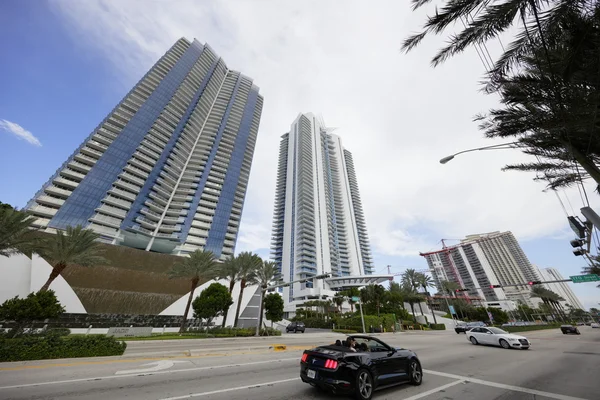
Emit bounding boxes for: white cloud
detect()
[0,119,41,147]
[49,0,600,262]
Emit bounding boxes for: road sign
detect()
[352,296,360,302]
[448,305,456,315]
[570,274,600,283]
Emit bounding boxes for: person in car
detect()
[347,336,357,352]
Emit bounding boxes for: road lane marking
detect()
[402,380,465,400]
[158,378,300,399]
[0,358,299,390]
[0,347,308,371]
[115,360,189,375]
[424,369,590,400]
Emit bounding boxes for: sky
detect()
[0,1,598,309]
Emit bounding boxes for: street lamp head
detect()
[439,155,455,164]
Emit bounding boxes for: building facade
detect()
[421,231,536,307]
[271,113,375,311]
[25,38,263,259]
[535,266,585,310]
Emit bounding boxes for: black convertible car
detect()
[300,335,422,400]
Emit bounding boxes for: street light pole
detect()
[439,142,519,164]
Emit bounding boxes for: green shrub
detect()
[0,335,126,361]
[429,324,446,330]
[332,329,358,334]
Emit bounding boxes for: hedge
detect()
[429,324,446,330]
[0,335,127,361]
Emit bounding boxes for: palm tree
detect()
[0,207,38,257]
[402,269,424,315]
[168,249,219,333]
[333,292,345,312]
[250,260,278,334]
[217,256,240,327]
[232,252,262,327]
[417,273,438,324]
[38,225,108,292]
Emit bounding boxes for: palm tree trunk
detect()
[257,287,266,333]
[222,280,236,327]
[417,301,424,316]
[39,263,66,292]
[409,303,416,322]
[180,278,199,333]
[234,280,246,327]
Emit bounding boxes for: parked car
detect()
[591,322,600,328]
[455,321,486,334]
[300,335,422,400]
[286,321,305,333]
[466,326,530,349]
[560,325,580,334]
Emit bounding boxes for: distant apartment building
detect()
[534,266,585,310]
[24,37,263,259]
[421,231,536,307]
[271,113,380,312]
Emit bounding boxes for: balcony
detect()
[114,179,141,194]
[68,160,92,173]
[36,195,65,207]
[157,223,181,233]
[129,157,153,173]
[73,153,98,166]
[108,187,136,202]
[60,168,86,181]
[92,133,113,146]
[53,177,79,189]
[145,200,165,213]
[43,185,71,198]
[28,205,58,217]
[80,146,103,159]
[133,151,156,166]
[87,140,108,152]
[119,171,145,187]
[136,216,157,230]
[124,164,149,180]
[103,196,132,209]
[89,214,122,229]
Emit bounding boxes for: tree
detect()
[217,256,240,327]
[232,252,262,327]
[0,201,14,211]
[168,249,218,333]
[360,284,386,316]
[0,207,38,257]
[0,290,65,337]
[250,260,278,333]
[37,225,108,292]
[192,282,232,331]
[402,269,424,315]
[417,273,438,324]
[341,287,360,312]
[402,1,600,190]
[264,293,284,327]
[332,292,345,312]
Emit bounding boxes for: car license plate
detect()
[307,369,316,379]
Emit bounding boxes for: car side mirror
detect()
[388,347,396,354]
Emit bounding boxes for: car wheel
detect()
[409,359,423,386]
[455,330,460,334]
[354,368,374,400]
[469,336,478,345]
[499,339,510,349]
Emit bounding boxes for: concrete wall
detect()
[0,253,86,313]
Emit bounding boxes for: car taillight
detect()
[324,359,338,369]
[301,353,308,363]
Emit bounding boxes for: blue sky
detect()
[0,1,598,309]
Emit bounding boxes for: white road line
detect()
[424,369,590,400]
[0,358,299,390]
[159,378,300,399]
[402,380,465,400]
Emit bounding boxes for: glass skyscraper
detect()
[271,113,374,307]
[25,38,263,258]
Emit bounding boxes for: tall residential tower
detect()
[421,231,537,307]
[271,113,376,311]
[25,38,263,258]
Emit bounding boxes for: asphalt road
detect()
[1,327,599,400]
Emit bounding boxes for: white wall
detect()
[0,253,86,313]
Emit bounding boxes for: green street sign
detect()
[570,274,600,283]
[352,296,360,302]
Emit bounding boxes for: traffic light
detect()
[455,288,469,292]
[528,281,541,285]
[490,284,502,288]
[570,238,587,256]
[314,274,331,280]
